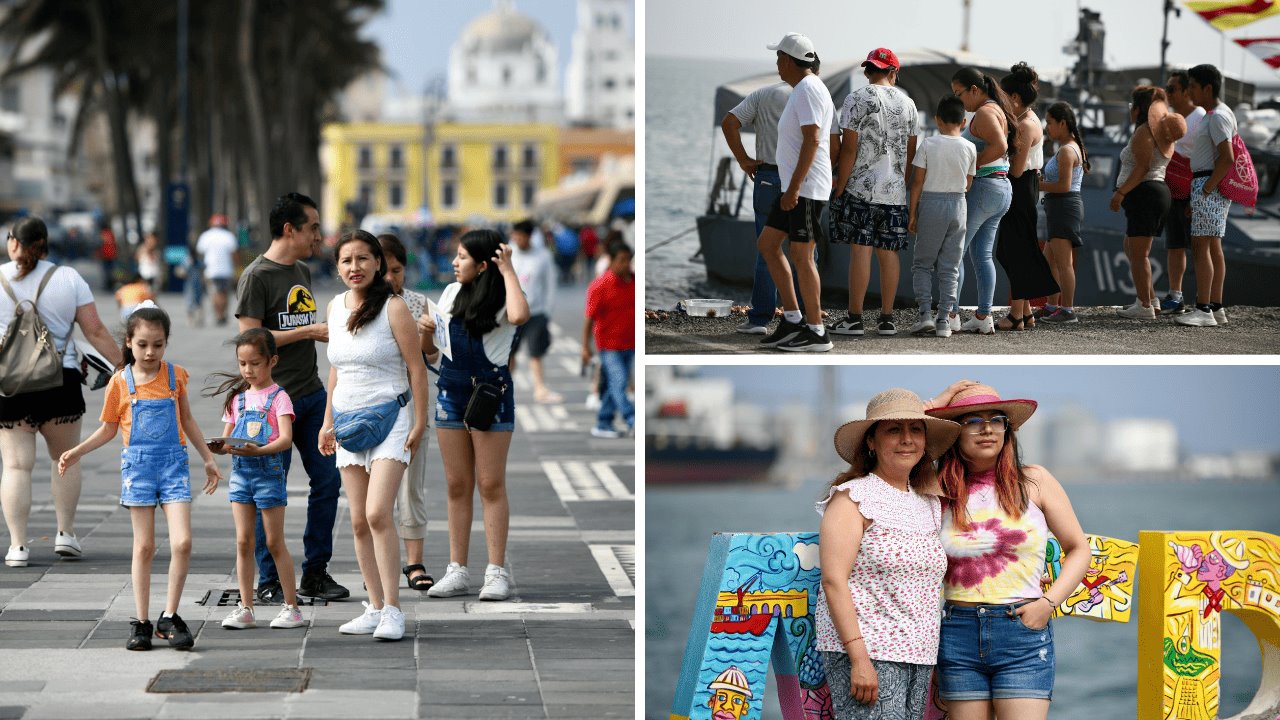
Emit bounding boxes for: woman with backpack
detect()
[1,217,123,568]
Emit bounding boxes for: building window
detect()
[522,181,536,208]
[359,183,372,208]
[389,182,403,208]
[493,144,508,170]
[442,181,456,209]
[502,66,511,86]
[537,60,546,83]
[389,144,403,169]
[358,145,372,169]
[1,83,19,112]
[441,143,456,169]
[522,143,537,169]
[604,77,617,90]
[494,181,508,209]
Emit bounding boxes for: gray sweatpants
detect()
[911,192,966,316]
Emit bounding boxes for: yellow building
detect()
[321,121,560,229]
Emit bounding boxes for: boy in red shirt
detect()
[582,241,634,438]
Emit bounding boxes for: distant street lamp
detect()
[420,75,446,219]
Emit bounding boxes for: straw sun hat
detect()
[833,388,961,464]
[924,383,1038,430]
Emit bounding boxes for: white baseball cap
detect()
[767,33,816,62]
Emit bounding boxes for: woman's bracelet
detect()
[1041,595,1057,607]
[841,636,863,648]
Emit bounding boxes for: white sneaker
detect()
[372,604,405,641]
[960,314,995,335]
[591,426,621,439]
[4,545,28,567]
[1175,308,1218,327]
[1213,307,1227,325]
[479,565,512,601]
[426,563,470,598]
[54,531,81,558]
[947,313,962,332]
[584,393,601,410]
[934,315,952,338]
[270,604,305,629]
[1117,302,1156,320]
[734,320,768,335]
[907,313,935,335]
[338,601,383,634]
[221,603,257,629]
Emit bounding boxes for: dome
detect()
[460,2,549,54]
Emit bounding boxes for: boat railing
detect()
[704,156,748,218]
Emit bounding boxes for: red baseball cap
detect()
[862,47,900,70]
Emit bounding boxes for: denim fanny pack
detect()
[333,390,410,452]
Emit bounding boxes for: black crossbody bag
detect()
[462,324,521,432]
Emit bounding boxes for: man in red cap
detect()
[829,47,919,338]
[196,212,239,326]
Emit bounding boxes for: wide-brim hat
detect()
[834,388,961,463]
[925,383,1037,430]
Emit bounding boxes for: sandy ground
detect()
[644,305,1280,355]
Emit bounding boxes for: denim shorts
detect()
[228,455,287,509]
[937,602,1055,701]
[435,379,515,432]
[120,446,192,507]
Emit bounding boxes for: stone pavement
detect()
[0,272,635,719]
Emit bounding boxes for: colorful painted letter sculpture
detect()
[673,530,1280,720]
[1137,530,1280,720]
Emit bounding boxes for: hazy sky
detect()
[363,1,632,98]
[680,365,1280,454]
[645,0,1280,88]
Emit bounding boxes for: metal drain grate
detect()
[198,589,328,607]
[147,668,312,694]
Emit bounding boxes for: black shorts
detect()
[1122,180,1172,237]
[1164,197,1192,250]
[512,313,552,358]
[0,368,86,428]
[829,194,909,251]
[764,196,826,244]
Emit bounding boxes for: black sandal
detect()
[403,564,435,591]
[996,314,1025,331]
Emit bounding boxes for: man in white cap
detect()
[756,32,835,353]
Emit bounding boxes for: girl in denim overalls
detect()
[58,305,221,651]
[207,328,305,631]
[422,229,529,603]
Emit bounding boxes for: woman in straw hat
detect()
[925,383,1089,719]
[814,386,965,719]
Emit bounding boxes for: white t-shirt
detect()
[839,84,920,205]
[0,261,94,369]
[196,226,238,279]
[510,242,554,316]
[912,135,977,194]
[729,82,791,165]
[1187,102,1237,172]
[1173,105,1207,158]
[776,74,834,201]
[436,282,518,367]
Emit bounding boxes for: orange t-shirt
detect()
[100,363,190,446]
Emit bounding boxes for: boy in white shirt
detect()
[907,96,977,337]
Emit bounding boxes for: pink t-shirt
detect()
[221,384,294,444]
[813,474,947,665]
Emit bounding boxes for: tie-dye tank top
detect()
[940,469,1048,603]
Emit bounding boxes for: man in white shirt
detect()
[1161,70,1207,314]
[195,213,239,326]
[756,32,834,353]
[509,219,560,403]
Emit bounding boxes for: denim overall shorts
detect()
[119,362,191,507]
[434,316,514,432]
[227,387,287,509]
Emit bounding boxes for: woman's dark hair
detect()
[1000,62,1040,106]
[935,96,967,125]
[826,420,936,494]
[1188,64,1222,99]
[937,421,1031,532]
[205,327,279,416]
[1046,101,1090,174]
[9,217,49,279]
[952,67,1019,151]
[122,306,171,367]
[450,228,507,337]
[377,232,408,266]
[1130,85,1168,129]
[334,229,393,333]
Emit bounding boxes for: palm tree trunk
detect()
[237,0,271,235]
[87,1,144,245]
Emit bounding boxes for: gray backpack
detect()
[0,266,72,397]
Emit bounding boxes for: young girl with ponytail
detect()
[950,68,1018,334]
[1038,102,1090,324]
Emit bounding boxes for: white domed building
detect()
[446,1,562,124]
